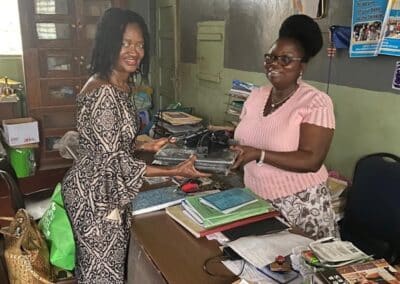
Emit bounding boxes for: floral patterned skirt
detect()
[272,182,338,239]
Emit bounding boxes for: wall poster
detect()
[350,0,388,57]
[379,1,400,56]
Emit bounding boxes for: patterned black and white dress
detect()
[62,84,146,284]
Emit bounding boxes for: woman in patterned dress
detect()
[62,8,209,284]
[231,15,337,239]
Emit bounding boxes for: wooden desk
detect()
[128,211,237,284]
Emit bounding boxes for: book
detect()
[257,264,299,284]
[336,258,400,284]
[131,186,185,216]
[315,268,346,284]
[199,188,258,214]
[222,217,288,241]
[166,204,280,238]
[159,111,202,126]
[184,188,273,228]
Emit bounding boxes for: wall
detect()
[176,0,400,178]
[0,55,25,118]
[0,55,24,84]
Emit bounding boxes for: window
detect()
[0,1,23,55]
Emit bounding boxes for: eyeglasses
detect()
[264,53,303,66]
[121,40,145,52]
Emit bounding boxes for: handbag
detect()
[0,209,54,284]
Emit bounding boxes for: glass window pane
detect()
[0,0,22,54]
[48,86,75,99]
[36,23,70,40]
[34,0,69,15]
[47,56,71,71]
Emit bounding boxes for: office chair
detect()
[339,153,400,264]
[0,156,53,220]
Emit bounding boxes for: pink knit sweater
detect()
[234,82,335,200]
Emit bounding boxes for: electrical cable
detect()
[203,254,246,278]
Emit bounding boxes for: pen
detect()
[320,237,335,243]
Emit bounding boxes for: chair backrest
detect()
[341,153,400,263]
[0,157,25,211]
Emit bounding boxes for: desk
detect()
[127,211,237,284]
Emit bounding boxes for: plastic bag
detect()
[39,183,75,271]
[53,131,79,160]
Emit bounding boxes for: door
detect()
[156,0,179,109]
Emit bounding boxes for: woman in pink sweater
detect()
[232,14,336,238]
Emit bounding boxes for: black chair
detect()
[339,153,400,264]
[0,156,53,220]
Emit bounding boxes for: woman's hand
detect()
[230,145,260,169]
[173,155,211,178]
[139,137,176,153]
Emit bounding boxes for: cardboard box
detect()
[2,117,40,146]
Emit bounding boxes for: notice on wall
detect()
[379,0,400,56]
[350,0,388,57]
[392,61,400,90]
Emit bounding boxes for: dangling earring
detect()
[298,71,303,82]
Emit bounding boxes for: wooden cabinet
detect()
[18,0,126,169]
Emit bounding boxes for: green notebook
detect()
[184,188,274,228]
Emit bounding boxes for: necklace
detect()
[270,85,299,109]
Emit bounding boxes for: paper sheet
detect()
[227,231,313,268]
[222,260,276,283]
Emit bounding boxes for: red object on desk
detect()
[181,181,200,193]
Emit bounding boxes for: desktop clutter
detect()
[133,178,400,284]
[138,99,400,283]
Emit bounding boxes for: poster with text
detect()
[378,0,400,56]
[350,0,388,57]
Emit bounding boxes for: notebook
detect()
[199,188,257,213]
[132,186,185,216]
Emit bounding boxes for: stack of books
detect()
[228,79,256,99]
[166,188,279,238]
[153,144,237,175]
[225,80,257,126]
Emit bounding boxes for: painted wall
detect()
[0,55,24,84]
[175,0,400,178]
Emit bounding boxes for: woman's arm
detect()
[144,155,211,178]
[136,137,176,153]
[232,123,334,173]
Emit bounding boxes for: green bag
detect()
[39,183,75,271]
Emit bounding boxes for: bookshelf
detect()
[224,91,248,127]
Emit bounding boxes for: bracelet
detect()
[256,150,265,166]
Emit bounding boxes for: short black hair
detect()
[89,8,150,79]
[278,14,323,62]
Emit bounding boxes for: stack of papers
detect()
[309,238,371,267]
